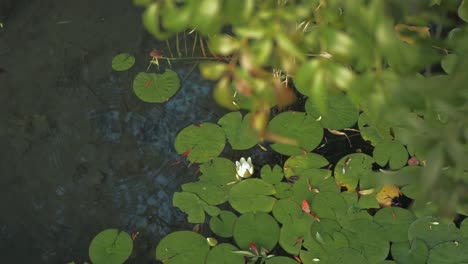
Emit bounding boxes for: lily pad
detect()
[175,123,226,163]
[228,179,276,213]
[173,192,208,223]
[156,231,210,264]
[209,211,238,238]
[334,153,374,191]
[327,248,369,264]
[218,112,258,150]
[268,112,324,156]
[272,199,302,225]
[284,153,329,178]
[133,69,180,103]
[408,216,461,248]
[374,207,416,242]
[273,182,294,199]
[427,240,468,264]
[391,239,429,264]
[373,140,408,169]
[233,212,280,251]
[111,53,135,71]
[311,192,348,220]
[441,54,458,75]
[279,213,315,254]
[182,181,228,205]
[199,157,237,185]
[261,164,284,184]
[265,256,300,264]
[461,218,468,239]
[358,113,393,145]
[89,229,133,264]
[291,169,338,205]
[305,93,358,130]
[206,243,244,264]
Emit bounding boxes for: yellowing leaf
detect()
[376,185,401,207]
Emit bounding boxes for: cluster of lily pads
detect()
[86,54,468,264]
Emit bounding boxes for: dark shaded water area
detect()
[0,1,372,263]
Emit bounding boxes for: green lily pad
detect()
[268,112,324,156]
[272,199,302,225]
[133,69,180,103]
[156,231,210,264]
[441,54,458,75]
[391,239,429,264]
[374,207,416,242]
[199,158,237,185]
[261,164,284,184]
[343,219,390,263]
[228,179,276,213]
[218,112,258,150]
[327,248,369,264]
[175,123,226,163]
[284,153,329,178]
[111,53,135,71]
[291,169,338,205]
[182,181,228,205]
[373,140,408,169]
[334,153,374,191]
[206,243,244,264]
[311,192,347,220]
[428,240,468,264]
[358,113,393,145]
[461,218,468,239]
[273,182,294,199]
[357,194,380,209]
[233,212,280,251]
[279,213,315,254]
[265,256,300,264]
[408,216,461,248]
[209,210,238,238]
[305,93,358,130]
[89,229,133,264]
[173,192,208,223]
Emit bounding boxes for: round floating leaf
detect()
[343,219,390,263]
[175,123,225,163]
[156,231,210,264]
[111,53,135,71]
[408,216,461,248]
[233,212,280,251]
[218,112,258,150]
[133,69,180,103]
[311,192,347,220]
[279,214,314,254]
[327,248,369,264]
[89,229,133,264]
[199,158,237,185]
[173,192,206,223]
[284,153,329,178]
[273,182,294,199]
[291,169,338,205]
[268,112,324,156]
[206,243,244,264]
[334,153,374,191]
[391,240,429,264]
[374,207,416,243]
[373,140,408,169]
[305,93,358,130]
[441,54,458,75]
[358,113,393,145]
[272,199,302,225]
[182,181,228,205]
[461,218,468,239]
[209,211,238,238]
[261,164,284,184]
[428,240,468,264]
[228,179,276,213]
[265,256,300,264]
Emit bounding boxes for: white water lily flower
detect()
[236,157,254,179]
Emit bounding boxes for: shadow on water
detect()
[0,0,227,263]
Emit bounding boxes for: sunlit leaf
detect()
[218,112,258,150]
[182,181,228,205]
[284,153,329,178]
[173,192,207,223]
[233,212,280,251]
[279,213,314,255]
[261,164,284,184]
[206,243,244,264]
[228,179,276,213]
[89,229,133,264]
[209,211,238,238]
[111,53,135,71]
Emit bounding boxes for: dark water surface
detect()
[0,0,229,263]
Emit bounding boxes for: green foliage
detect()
[88,229,133,264]
[155,231,210,264]
[133,70,180,103]
[111,53,135,71]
